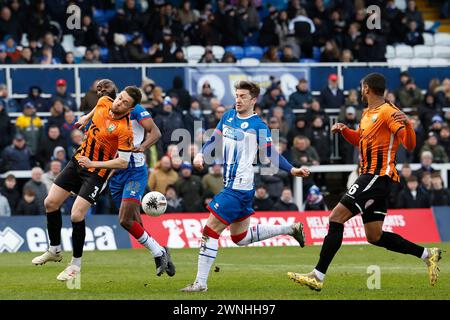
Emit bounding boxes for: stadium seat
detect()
[428,58,450,66]
[100,47,109,63]
[212,45,225,60]
[385,45,395,59]
[413,45,433,58]
[74,46,87,59]
[394,45,414,58]
[62,34,75,53]
[395,0,406,10]
[238,58,260,66]
[410,58,429,66]
[433,32,450,46]
[244,46,264,59]
[423,33,434,46]
[186,45,205,61]
[299,58,317,63]
[224,46,244,59]
[20,33,28,47]
[388,58,413,65]
[433,46,450,58]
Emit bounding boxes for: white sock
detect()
[138,231,164,257]
[195,236,219,287]
[313,269,325,281]
[49,245,62,254]
[421,248,429,260]
[71,257,82,268]
[236,224,294,246]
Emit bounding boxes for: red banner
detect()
[132,209,441,249]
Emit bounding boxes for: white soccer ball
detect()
[142,191,167,216]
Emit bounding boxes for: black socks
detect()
[372,232,424,258]
[46,210,62,247]
[72,220,86,258]
[315,222,344,274]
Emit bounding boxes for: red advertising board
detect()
[132,209,441,249]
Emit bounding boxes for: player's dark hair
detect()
[124,86,142,107]
[362,73,386,96]
[234,80,260,98]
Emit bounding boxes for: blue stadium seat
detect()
[100,48,109,63]
[93,9,116,24]
[313,47,321,61]
[300,58,317,63]
[224,46,244,59]
[244,46,264,59]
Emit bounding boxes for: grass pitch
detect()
[0,244,449,300]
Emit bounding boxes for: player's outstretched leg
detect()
[231,222,305,247]
[288,203,352,291]
[32,185,70,265]
[365,221,443,286]
[120,201,175,276]
[181,223,223,292]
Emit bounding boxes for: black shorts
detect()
[54,158,107,204]
[340,174,392,224]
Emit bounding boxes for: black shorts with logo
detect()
[54,158,107,204]
[340,174,392,224]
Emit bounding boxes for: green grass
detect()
[0,244,449,300]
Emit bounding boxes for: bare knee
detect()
[71,207,88,223]
[366,232,382,245]
[119,202,139,230]
[119,215,134,230]
[44,196,61,213]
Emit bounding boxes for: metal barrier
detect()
[293,163,450,209]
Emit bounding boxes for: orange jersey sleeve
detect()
[382,104,405,135]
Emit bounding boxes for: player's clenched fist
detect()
[291,167,310,177]
[77,156,93,168]
[331,123,348,134]
[193,153,204,170]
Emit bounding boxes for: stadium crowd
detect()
[0,0,436,64]
[1,67,450,216]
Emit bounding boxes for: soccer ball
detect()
[141,191,167,216]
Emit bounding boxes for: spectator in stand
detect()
[63,52,75,64]
[173,48,187,63]
[420,171,433,193]
[184,99,206,141]
[15,46,35,64]
[340,49,354,62]
[39,46,60,65]
[23,166,47,214]
[26,0,51,40]
[178,0,199,26]
[261,84,281,110]
[304,184,326,211]
[0,191,11,216]
[261,46,280,62]
[384,0,407,44]
[15,104,42,156]
[126,32,152,63]
[154,96,185,154]
[167,76,191,112]
[80,79,100,113]
[197,80,217,111]
[201,161,223,195]
[319,73,345,109]
[139,77,156,109]
[148,155,179,194]
[50,78,76,111]
[108,32,130,63]
[0,43,12,63]
[60,110,78,144]
[270,106,291,136]
[174,161,203,212]
[36,125,66,167]
[221,52,237,63]
[419,93,442,130]
[73,14,102,48]
[81,48,100,64]
[0,83,19,112]
[287,115,312,149]
[430,172,450,206]
[253,184,274,211]
[439,125,450,159]
[339,106,359,164]
[1,133,33,171]
[420,131,449,164]
[291,135,320,167]
[51,146,67,168]
[405,19,424,46]
[405,0,424,31]
[280,45,298,62]
[305,98,328,125]
[310,115,330,164]
[0,174,19,212]
[67,129,83,159]
[4,35,20,63]
[339,89,363,120]
[435,78,450,109]
[398,77,423,111]
[273,187,299,211]
[342,22,362,58]
[206,104,225,130]
[357,33,387,62]
[41,160,62,192]
[21,86,48,112]
[198,48,219,63]
[47,99,68,128]
[414,150,435,179]
[165,184,185,213]
[0,6,21,43]
[0,97,15,154]
[389,163,413,208]
[320,40,340,62]
[288,79,313,110]
[15,187,41,215]
[396,175,430,209]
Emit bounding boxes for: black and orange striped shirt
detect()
[358,102,405,182]
[75,96,133,178]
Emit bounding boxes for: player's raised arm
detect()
[391,111,416,152]
[332,122,360,146]
[132,109,161,153]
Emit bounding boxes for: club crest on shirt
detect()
[371,114,378,123]
[240,122,249,129]
[107,123,116,133]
